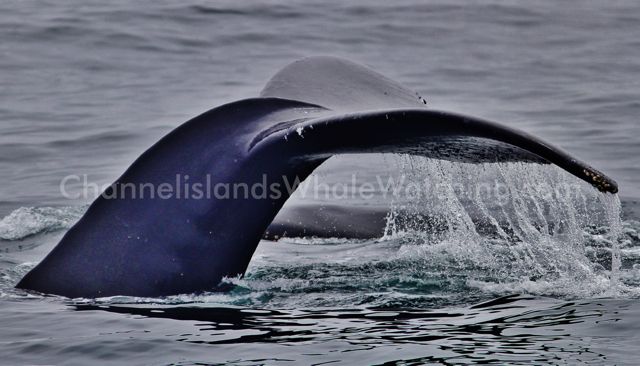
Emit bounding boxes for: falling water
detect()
[383,155,625,297]
[600,193,623,291]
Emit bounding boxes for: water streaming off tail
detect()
[381,155,624,298]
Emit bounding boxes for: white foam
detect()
[0,206,85,241]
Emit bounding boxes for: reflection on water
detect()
[64,295,634,365]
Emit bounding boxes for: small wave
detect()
[45,130,139,148]
[0,206,85,241]
[275,237,366,245]
[188,5,247,16]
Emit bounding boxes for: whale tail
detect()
[17,56,617,298]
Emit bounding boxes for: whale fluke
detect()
[17,56,617,298]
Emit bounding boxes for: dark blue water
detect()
[1,1,640,365]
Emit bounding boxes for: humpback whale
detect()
[17,56,617,298]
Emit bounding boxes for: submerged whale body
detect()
[17,57,617,298]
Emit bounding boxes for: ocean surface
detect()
[1,1,640,365]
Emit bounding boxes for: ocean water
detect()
[1,1,640,365]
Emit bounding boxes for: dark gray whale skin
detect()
[16,56,617,298]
